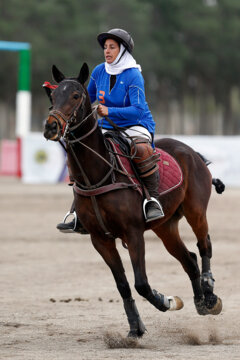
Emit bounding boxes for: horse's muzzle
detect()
[43,121,60,141]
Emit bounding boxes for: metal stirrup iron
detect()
[143,197,165,221]
[62,210,78,231]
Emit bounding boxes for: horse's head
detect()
[44,63,89,141]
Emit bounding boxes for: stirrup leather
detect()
[63,210,78,231]
[143,197,165,220]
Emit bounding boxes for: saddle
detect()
[73,132,183,197]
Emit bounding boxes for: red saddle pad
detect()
[108,139,183,196]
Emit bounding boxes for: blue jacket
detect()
[87,63,155,134]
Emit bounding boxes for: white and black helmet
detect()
[97,28,134,53]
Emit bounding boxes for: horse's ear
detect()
[52,65,65,83]
[43,87,53,104]
[77,63,89,85]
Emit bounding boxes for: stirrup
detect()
[63,211,77,231]
[143,197,165,221]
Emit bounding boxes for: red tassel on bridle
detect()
[42,81,58,89]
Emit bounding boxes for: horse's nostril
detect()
[45,122,57,131]
[43,120,59,140]
[44,130,50,139]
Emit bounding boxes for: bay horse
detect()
[43,63,223,337]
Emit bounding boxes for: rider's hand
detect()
[97,104,109,117]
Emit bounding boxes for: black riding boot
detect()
[142,172,165,222]
[57,201,89,234]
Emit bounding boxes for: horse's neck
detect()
[67,113,110,186]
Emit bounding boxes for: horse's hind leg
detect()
[125,229,184,314]
[154,219,206,306]
[184,206,222,315]
[91,235,146,338]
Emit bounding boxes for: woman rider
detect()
[57,28,164,233]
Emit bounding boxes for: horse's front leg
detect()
[91,235,146,338]
[126,230,183,313]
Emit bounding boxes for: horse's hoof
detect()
[127,327,146,338]
[167,296,184,311]
[127,319,147,338]
[127,330,143,338]
[194,296,222,315]
[207,297,222,315]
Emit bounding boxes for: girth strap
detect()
[90,195,114,239]
[73,182,139,197]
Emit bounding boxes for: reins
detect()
[63,106,98,143]
[67,133,116,190]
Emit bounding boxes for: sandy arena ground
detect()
[0,176,239,360]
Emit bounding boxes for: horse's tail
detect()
[196,152,225,194]
[212,178,225,194]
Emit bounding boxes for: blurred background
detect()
[0,0,240,184]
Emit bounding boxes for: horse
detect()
[43,63,223,338]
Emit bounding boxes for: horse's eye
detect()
[73,94,80,100]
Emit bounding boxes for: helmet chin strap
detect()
[114,47,127,65]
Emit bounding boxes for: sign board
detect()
[21,133,67,183]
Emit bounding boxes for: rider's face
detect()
[104,39,120,64]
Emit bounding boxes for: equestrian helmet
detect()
[97,28,134,53]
